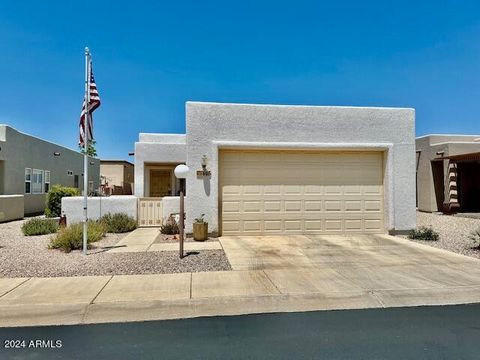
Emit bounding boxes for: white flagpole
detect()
[83,47,91,255]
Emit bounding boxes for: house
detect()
[134,102,416,235]
[416,134,480,213]
[100,160,134,195]
[0,125,100,220]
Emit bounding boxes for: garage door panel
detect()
[220,150,384,235]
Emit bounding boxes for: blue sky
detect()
[1,1,479,159]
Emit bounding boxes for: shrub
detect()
[469,228,480,248]
[100,213,137,233]
[22,218,59,236]
[194,214,206,223]
[408,226,440,241]
[45,185,80,218]
[49,221,106,252]
[160,216,179,235]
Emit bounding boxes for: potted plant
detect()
[193,214,208,241]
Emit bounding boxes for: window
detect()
[25,168,31,194]
[44,171,51,193]
[88,181,94,195]
[74,175,79,188]
[32,169,43,194]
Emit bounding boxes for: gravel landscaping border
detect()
[0,218,231,278]
[408,211,480,259]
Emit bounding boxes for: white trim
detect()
[44,170,51,193]
[213,140,393,151]
[186,100,414,111]
[32,169,44,194]
[24,168,31,194]
[416,134,480,139]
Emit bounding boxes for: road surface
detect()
[1,304,480,359]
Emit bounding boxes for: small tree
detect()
[79,140,97,157]
[45,185,80,218]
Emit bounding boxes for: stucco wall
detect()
[161,196,182,219]
[185,102,416,233]
[416,135,480,212]
[134,135,186,197]
[0,125,100,215]
[0,195,24,222]
[62,196,138,224]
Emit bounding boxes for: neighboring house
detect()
[100,160,134,195]
[135,102,416,235]
[0,125,100,218]
[416,134,480,213]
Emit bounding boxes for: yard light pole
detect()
[174,164,189,259]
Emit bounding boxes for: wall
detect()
[101,163,125,187]
[185,102,416,234]
[416,135,480,212]
[0,195,24,222]
[0,125,100,215]
[134,134,186,197]
[62,196,137,224]
[161,196,182,219]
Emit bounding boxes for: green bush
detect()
[160,216,179,235]
[469,228,480,248]
[49,221,106,253]
[100,213,137,233]
[45,185,80,218]
[22,218,59,236]
[408,227,440,241]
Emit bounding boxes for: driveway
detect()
[219,234,480,305]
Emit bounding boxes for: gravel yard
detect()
[410,211,480,259]
[155,233,218,243]
[0,218,231,278]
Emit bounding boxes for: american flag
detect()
[79,59,101,147]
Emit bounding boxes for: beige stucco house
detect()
[416,134,480,213]
[0,125,100,221]
[134,102,416,235]
[100,160,134,195]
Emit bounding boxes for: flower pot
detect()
[193,222,208,241]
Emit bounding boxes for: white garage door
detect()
[220,150,384,235]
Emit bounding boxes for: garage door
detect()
[220,150,384,235]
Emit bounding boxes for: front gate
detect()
[138,198,163,227]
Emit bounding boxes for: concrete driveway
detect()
[219,234,480,306]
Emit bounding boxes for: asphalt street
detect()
[1,304,480,359]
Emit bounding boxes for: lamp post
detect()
[174,164,189,258]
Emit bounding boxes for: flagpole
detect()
[83,47,90,255]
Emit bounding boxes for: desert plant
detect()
[49,221,106,252]
[100,213,137,233]
[408,226,440,241]
[22,218,59,236]
[194,214,206,223]
[160,216,180,235]
[469,228,480,248]
[45,185,80,218]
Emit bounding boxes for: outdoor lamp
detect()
[174,164,189,258]
[174,164,189,179]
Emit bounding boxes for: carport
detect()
[432,151,480,213]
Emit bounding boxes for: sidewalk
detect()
[107,228,222,253]
[2,269,480,328]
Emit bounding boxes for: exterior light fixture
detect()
[174,164,189,259]
[53,152,61,156]
[197,155,211,177]
[90,161,95,165]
